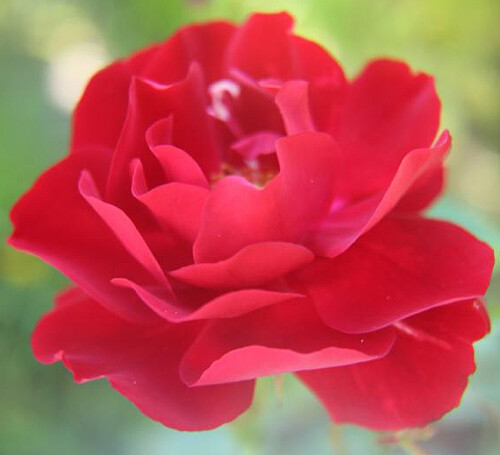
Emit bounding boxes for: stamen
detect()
[211,161,276,188]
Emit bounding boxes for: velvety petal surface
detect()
[9,151,158,323]
[71,45,160,153]
[134,180,209,243]
[171,242,314,289]
[141,21,236,84]
[295,215,494,333]
[106,64,220,201]
[308,131,450,257]
[331,59,441,200]
[32,288,255,431]
[298,299,490,430]
[180,299,396,386]
[225,12,296,80]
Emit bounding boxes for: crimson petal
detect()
[180,299,396,386]
[171,242,314,289]
[308,131,450,258]
[113,278,303,322]
[298,299,490,430]
[106,64,220,201]
[295,216,494,333]
[9,151,157,323]
[71,44,161,153]
[194,132,340,262]
[32,289,255,431]
[141,21,236,84]
[331,59,441,200]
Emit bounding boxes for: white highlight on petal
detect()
[207,79,241,122]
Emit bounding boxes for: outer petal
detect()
[194,132,340,262]
[141,21,236,84]
[79,170,170,288]
[32,288,255,431]
[180,299,396,386]
[294,216,494,334]
[106,64,220,201]
[308,131,450,258]
[298,299,490,430]
[225,13,346,133]
[394,166,445,212]
[331,59,441,200]
[171,242,314,289]
[225,12,296,80]
[8,151,157,323]
[71,45,160,153]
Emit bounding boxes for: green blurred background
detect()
[1,0,499,454]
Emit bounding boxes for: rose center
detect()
[207,79,281,187]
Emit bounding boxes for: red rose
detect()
[9,12,494,431]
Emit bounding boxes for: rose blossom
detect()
[9,12,494,431]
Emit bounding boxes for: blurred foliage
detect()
[1,0,500,454]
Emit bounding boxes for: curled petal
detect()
[150,144,209,188]
[309,131,451,257]
[9,151,157,323]
[331,59,441,200]
[171,242,314,289]
[232,131,280,161]
[180,299,396,386]
[106,64,220,201]
[79,170,170,287]
[113,278,303,322]
[275,80,316,134]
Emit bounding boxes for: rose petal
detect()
[106,64,220,201]
[142,21,236,84]
[275,80,316,134]
[171,242,314,289]
[298,299,490,430]
[79,170,170,288]
[180,299,396,386]
[133,178,209,243]
[295,216,494,333]
[32,288,255,431]
[194,132,340,262]
[225,12,295,80]
[331,59,441,200]
[113,278,303,322]
[71,44,161,153]
[394,166,445,212]
[308,131,450,257]
[150,144,209,188]
[289,35,346,130]
[9,151,157,323]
